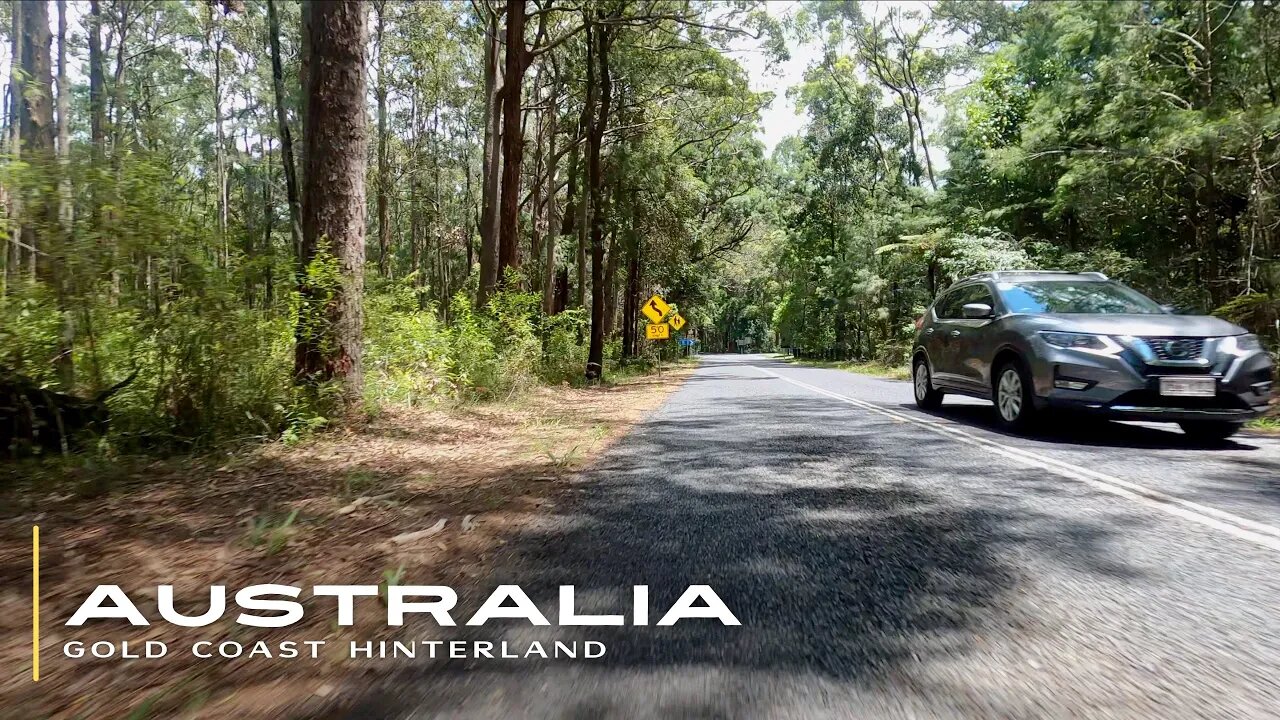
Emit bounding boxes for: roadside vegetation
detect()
[0,0,774,461]
[710,1,1280,377]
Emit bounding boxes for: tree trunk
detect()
[210,4,227,263]
[528,65,545,288]
[375,0,390,277]
[20,0,55,261]
[267,0,303,269]
[21,0,66,386]
[6,4,23,285]
[621,195,639,359]
[477,5,503,306]
[497,0,527,281]
[603,225,619,335]
[55,0,70,231]
[88,0,105,154]
[295,0,367,405]
[540,76,561,314]
[585,19,613,380]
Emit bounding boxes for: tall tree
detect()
[584,14,614,380]
[55,0,70,232]
[477,2,503,305]
[295,0,368,404]
[266,0,303,265]
[496,0,527,281]
[87,0,105,155]
[374,0,390,276]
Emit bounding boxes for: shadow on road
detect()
[903,402,1263,452]
[331,362,1152,718]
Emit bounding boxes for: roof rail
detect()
[960,269,1108,283]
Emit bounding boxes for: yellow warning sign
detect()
[646,323,670,340]
[642,295,670,324]
[668,312,686,331]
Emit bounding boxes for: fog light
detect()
[1054,379,1092,390]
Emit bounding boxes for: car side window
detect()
[933,290,960,319]
[961,284,995,311]
[935,284,995,319]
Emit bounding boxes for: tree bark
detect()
[375,0,390,277]
[540,80,560,315]
[497,0,527,281]
[20,0,55,263]
[208,3,228,263]
[20,0,67,386]
[267,0,303,270]
[295,0,368,404]
[88,0,105,154]
[55,0,70,231]
[585,17,613,380]
[621,193,639,359]
[6,4,23,284]
[477,5,503,306]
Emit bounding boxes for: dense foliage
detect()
[1,0,779,454]
[718,0,1280,361]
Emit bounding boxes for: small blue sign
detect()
[678,337,696,347]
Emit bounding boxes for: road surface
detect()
[348,353,1280,719]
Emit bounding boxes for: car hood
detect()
[1024,313,1244,337]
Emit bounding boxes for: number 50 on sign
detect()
[646,323,670,340]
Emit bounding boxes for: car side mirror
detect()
[962,303,994,319]
[1160,304,1177,314]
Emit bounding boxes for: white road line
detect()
[755,364,1280,552]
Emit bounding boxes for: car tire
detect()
[1178,420,1241,443]
[993,359,1038,431]
[913,358,944,410]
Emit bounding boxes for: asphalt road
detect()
[348,353,1280,720]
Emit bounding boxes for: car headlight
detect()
[1038,331,1121,354]
[1234,333,1262,351]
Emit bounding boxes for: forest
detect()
[742,0,1280,364]
[1,0,782,454]
[2,0,1279,456]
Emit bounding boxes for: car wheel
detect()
[994,360,1038,431]
[913,358,944,410]
[1178,420,1241,443]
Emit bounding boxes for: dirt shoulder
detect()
[0,363,694,720]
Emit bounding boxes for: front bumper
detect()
[1029,339,1273,424]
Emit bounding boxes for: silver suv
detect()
[911,271,1274,440]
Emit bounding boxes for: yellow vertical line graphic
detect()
[33,525,40,682]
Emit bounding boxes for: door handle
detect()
[949,330,961,338]
[924,328,934,335]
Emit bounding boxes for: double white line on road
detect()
[756,366,1280,552]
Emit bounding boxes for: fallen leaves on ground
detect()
[0,365,693,720]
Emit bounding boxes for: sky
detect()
[730,1,821,153]
[733,0,965,165]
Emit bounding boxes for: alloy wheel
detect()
[997,368,1023,422]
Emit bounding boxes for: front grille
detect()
[1147,365,1214,376]
[1140,337,1205,361]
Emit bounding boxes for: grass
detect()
[776,353,911,380]
[1247,415,1280,434]
[244,509,301,555]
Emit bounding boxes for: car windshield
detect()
[996,280,1164,314]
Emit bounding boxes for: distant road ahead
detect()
[356,353,1280,720]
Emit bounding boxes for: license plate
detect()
[1159,376,1216,397]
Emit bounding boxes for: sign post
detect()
[641,294,694,367]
